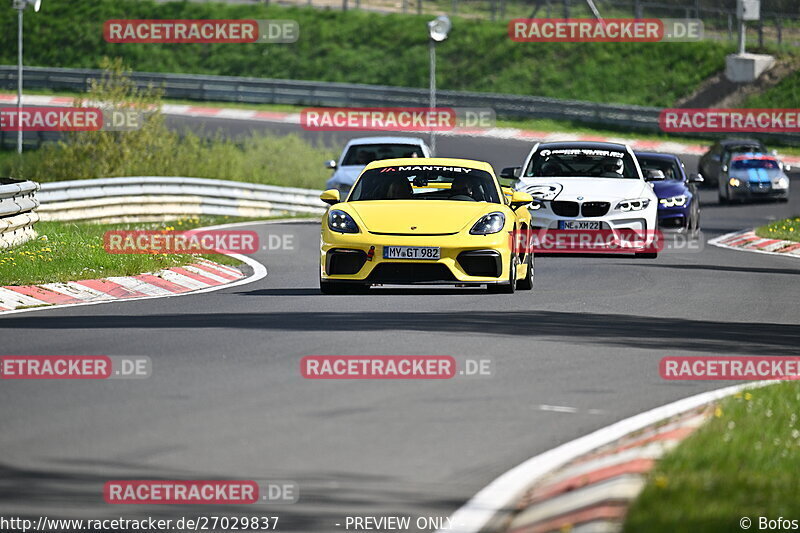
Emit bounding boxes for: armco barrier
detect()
[0,66,662,130]
[37,177,326,223]
[2,66,799,143]
[0,179,40,250]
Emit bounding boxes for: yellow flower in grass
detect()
[745,392,752,401]
[715,406,723,418]
[654,474,669,489]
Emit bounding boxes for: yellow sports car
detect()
[319,157,534,294]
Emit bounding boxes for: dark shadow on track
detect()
[616,263,800,276]
[3,310,798,355]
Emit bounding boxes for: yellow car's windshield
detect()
[349,165,501,203]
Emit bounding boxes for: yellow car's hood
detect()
[348,200,496,234]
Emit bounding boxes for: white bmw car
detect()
[501,141,660,257]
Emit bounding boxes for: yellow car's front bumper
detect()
[320,229,517,285]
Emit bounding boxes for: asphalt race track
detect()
[1,117,799,531]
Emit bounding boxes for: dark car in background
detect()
[718,153,791,203]
[698,138,765,187]
[635,151,703,234]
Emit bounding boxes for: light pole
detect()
[427,15,450,157]
[12,0,41,155]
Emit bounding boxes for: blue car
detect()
[635,152,703,234]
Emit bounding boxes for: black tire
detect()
[688,207,700,238]
[635,252,658,259]
[516,253,534,291]
[488,259,516,294]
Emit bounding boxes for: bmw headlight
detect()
[328,209,359,233]
[470,212,505,235]
[615,198,650,212]
[659,195,688,208]
[774,176,790,189]
[729,178,741,187]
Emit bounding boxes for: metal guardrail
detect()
[2,66,798,143]
[0,65,663,130]
[37,177,326,223]
[0,179,40,250]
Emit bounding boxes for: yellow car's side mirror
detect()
[320,189,341,205]
[510,191,533,210]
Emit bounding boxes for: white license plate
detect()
[383,246,440,260]
[559,220,601,230]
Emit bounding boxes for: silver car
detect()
[324,136,431,198]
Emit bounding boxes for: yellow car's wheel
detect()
[517,253,533,291]
[488,258,516,294]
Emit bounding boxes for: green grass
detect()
[744,69,800,108]
[0,0,738,107]
[0,216,269,286]
[2,132,336,188]
[623,382,800,533]
[755,216,800,241]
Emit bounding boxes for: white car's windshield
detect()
[525,148,640,179]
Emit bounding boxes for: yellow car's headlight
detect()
[470,212,505,235]
[328,209,359,233]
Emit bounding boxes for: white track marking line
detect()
[441,381,771,533]
[537,404,579,414]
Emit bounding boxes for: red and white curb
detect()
[709,229,800,258]
[6,93,800,164]
[440,382,770,533]
[0,258,257,315]
[503,407,711,533]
